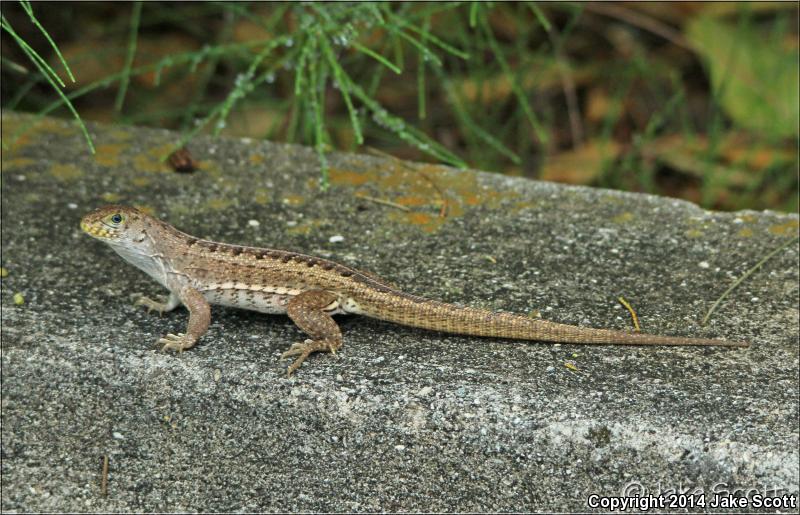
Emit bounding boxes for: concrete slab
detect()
[2,112,798,511]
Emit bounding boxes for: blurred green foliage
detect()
[1,1,797,211]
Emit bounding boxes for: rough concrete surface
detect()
[1,112,798,512]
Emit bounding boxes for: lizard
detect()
[80,205,749,375]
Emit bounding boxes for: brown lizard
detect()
[80,205,748,375]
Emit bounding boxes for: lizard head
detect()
[82,205,175,286]
[80,205,149,244]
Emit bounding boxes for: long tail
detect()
[357,293,748,347]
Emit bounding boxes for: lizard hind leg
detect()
[133,291,181,315]
[281,290,343,376]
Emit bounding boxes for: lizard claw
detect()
[135,295,167,315]
[280,339,341,376]
[158,333,195,353]
[280,339,315,358]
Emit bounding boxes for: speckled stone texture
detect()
[2,112,798,512]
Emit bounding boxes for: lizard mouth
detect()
[80,220,114,239]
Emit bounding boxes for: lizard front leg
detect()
[281,290,342,376]
[158,286,211,352]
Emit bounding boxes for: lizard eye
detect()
[108,213,124,225]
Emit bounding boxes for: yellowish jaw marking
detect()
[81,221,112,238]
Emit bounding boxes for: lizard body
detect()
[81,205,748,375]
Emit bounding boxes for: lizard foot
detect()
[280,338,341,376]
[158,333,196,353]
[134,295,169,315]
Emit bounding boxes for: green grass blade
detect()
[528,3,552,32]
[1,14,65,88]
[393,29,442,67]
[7,37,282,151]
[479,14,548,144]
[469,2,479,28]
[1,15,94,153]
[351,41,402,74]
[114,1,142,113]
[434,65,520,164]
[320,36,363,145]
[348,78,466,167]
[388,12,470,60]
[19,0,75,82]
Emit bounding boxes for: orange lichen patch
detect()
[197,160,222,179]
[463,194,482,206]
[3,132,33,154]
[3,116,76,154]
[286,219,323,235]
[405,211,433,225]
[132,144,174,173]
[330,159,525,233]
[101,192,123,203]
[329,167,371,186]
[253,187,271,205]
[446,202,465,218]
[394,195,428,207]
[50,163,83,180]
[455,186,515,210]
[685,228,704,238]
[612,212,635,224]
[35,117,77,136]
[94,144,125,167]
[737,228,754,238]
[249,153,265,165]
[109,129,131,141]
[283,194,306,206]
[601,194,627,206]
[387,211,447,234]
[1,157,36,172]
[768,220,800,236]
[511,201,536,213]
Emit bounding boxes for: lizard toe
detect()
[158,333,192,352]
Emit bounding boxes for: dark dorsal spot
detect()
[204,243,218,252]
[255,249,278,260]
[321,263,334,271]
[229,247,243,257]
[339,270,353,277]
[305,259,316,267]
[281,255,292,263]
[185,237,198,246]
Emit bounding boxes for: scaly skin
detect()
[81,205,748,375]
